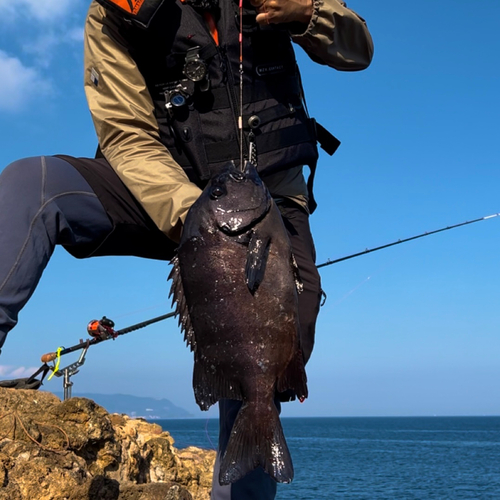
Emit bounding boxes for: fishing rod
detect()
[0,312,176,395]
[40,312,175,364]
[317,212,500,269]
[27,312,176,399]
[6,211,497,395]
[40,210,500,363]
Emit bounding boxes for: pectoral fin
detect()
[245,231,271,294]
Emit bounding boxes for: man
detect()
[0,0,372,497]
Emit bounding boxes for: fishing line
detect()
[331,276,372,307]
[324,262,392,311]
[238,0,244,170]
[204,417,217,450]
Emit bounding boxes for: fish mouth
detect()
[210,161,272,234]
[217,201,271,235]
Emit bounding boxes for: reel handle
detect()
[41,352,57,363]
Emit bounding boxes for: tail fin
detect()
[219,402,293,485]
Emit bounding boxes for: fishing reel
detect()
[87,316,117,340]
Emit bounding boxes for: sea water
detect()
[158,416,500,499]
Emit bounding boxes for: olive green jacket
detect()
[84,0,373,241]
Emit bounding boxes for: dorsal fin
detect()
[168,255,196,351]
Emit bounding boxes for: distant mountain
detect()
[52,392,194,419]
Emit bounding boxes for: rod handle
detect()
[41,352,57,363]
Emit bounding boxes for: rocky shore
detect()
[0,388,216,499]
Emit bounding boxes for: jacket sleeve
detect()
[291,0,374,71]
[84,2,202,242]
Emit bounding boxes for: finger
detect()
[255,11,271,25]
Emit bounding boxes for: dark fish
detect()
[169,162,307,484]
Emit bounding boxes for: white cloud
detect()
[67,27,85,43]
[22,27,84,68]
[0,365,40,378]
[0,365,11,376]
[0,50,52,112]
[0,0,74,22]
[22,33,61,68]
[10,366,40,378]
[23,0,74,20]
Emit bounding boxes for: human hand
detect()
[249,0,313,26]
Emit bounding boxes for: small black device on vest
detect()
[183,47,207,82]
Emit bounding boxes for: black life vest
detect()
[96,0,339,187]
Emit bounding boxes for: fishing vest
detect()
[96,0,339,186]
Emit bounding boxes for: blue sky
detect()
[0,1,499,418]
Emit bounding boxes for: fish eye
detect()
[210,185,226,199]
[229,171,244,182]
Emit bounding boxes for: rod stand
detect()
[52,342,90,400]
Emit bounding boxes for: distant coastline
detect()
[50,391,194,419]
[47,392,500,420]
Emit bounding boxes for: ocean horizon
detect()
[157,416,500,499]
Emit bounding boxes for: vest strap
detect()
[243,103,299,130]
[170,120,318,168]
[313,120,341,156]
[255,121,317,155]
